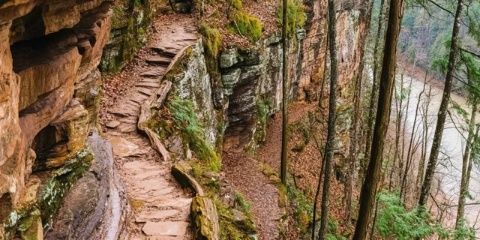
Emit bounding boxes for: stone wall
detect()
[0,0,112,236]
[100,0,164,72]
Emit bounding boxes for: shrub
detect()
[168,97,221,171]
[375,192,449,240]
[199,23,222,58]
[230,11,263,42]
[277,0,306,37]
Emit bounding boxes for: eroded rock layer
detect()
[0,0,112,237]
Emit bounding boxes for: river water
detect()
[398,73,480,230]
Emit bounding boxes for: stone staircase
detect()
[102,16,197,240]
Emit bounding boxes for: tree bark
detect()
[363,0,387,177]
[280,0,289,184]
[455,102,478,229]
[317,0,338,238]
[400,74,426,200]
[345,0,374,222]
[353,0,404,238]
[418,0,464,208]
[416,85,432,198]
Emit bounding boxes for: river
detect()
[398,71,480,231]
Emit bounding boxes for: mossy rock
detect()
[191,196,220,240]
[229,11,263,42]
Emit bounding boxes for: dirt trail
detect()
[223,102,316,240]
[100,13,197,239]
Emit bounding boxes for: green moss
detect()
[230,0,243,10]
[234,192,251,213]
[39,150,93,227]
[199,23,222,58]
[2,150,93,238]
[277,0,306,37]
[229,11,263,42]
[168,97,221,172]
[190,161,257,239]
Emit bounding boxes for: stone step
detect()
[147,236,184,240]
[131,170,168,181]
[136,81,161,88]
[146,56,171,66]
[137,87,154,97]
[117,123,137,133]
[123,161,165,171]
[157,198,192,209]
[119,117,138,124]
[150,46,177,57]
[142,221,189,236]
[135,209,180,223]
[141,69,166,78]
[131,187,175,198]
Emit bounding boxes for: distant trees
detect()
[418,0,465,209]
[353,0,405,238]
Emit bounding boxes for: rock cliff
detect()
[0,0,112,237]
[0,0,369,238]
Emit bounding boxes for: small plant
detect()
[375,191,449,239]
[277,0,306,37]
[168,97,221,171]
[199,23,222,58]
[230,0,242,10]
[234,192,252,212]
[230,11,263,42]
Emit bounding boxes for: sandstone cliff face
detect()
[148,0,370,154]
[0,0,111,236]
[0,0,369,237]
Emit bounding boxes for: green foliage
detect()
[3,150,93,238]
[168,97,221,172]
[199,23,222,58]
[190,162,257,239]
[234,192,252,213]
[453,219,476,240]
[230,11,263,42]
[375,192,448,239]
[230,0,243,10]
[277,0,306,37]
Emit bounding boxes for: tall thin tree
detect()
[353,0,404,238]
[345,0,374,221]
[363,0,387,176]
[317,0,338,238]
[455,53,480,229]
[418,0,465,208]
[280,0,288,184]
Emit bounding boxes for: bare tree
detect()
[345,0,375,222]
[317,0,338,238]
[353,0,405,238]
[280,0,288,184]
[418,0,465,208]
[400,73,427,200]
[416,84,433,197]
[363,0,387,177]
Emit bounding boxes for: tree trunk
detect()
[280,0,289,184]
[455,102,478,229]
[345,0,374,222]
[352,0,404,238]
[418,0,464,208]
[400,73,427,200]
[363,0,387,178]
[416,85,432,198]
[317,0,338,238]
